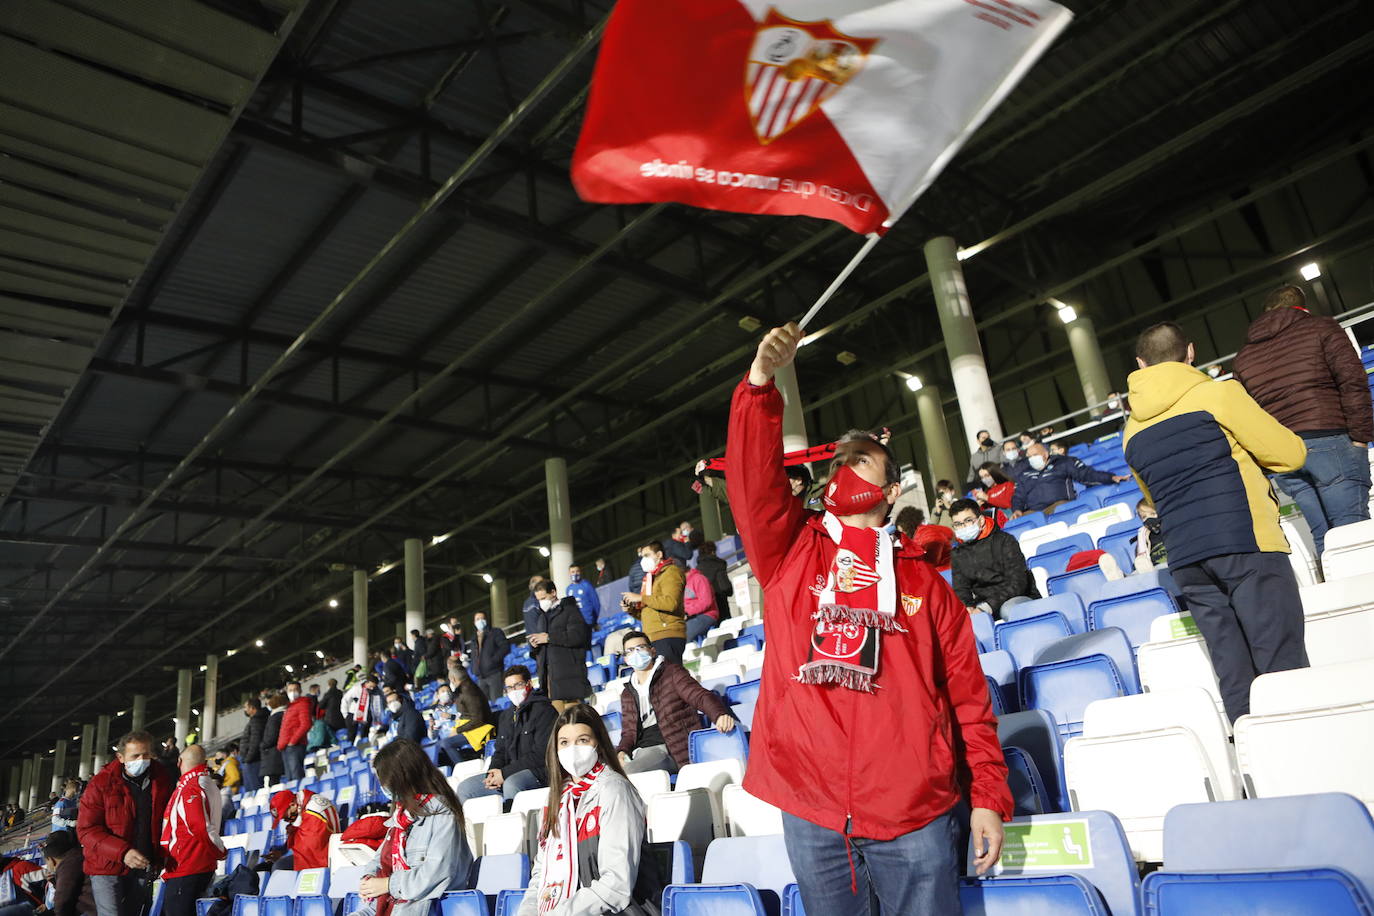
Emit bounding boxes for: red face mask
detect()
[822,464,888,515]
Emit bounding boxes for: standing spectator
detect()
[217,745,241,792]
[342,676,384,745]
[320,679,345,734]
[159,746,224,916]
[626,544,648,594]
[382,689,425,744]
[664,521,696,566]
[726,322,1010,913]
[157,739,179,779]
[349,740,472,916]
[615,632,735,775]
[78,730,174,916]
[409,629,428,680]
[949,498,1039,616]
[593,557,613,586]
[239,699,267,793]
[423,629,445,685]
[1011,442,1127,516]
[441,617,465,657]
[44,829,95,916]
[693,541,734,620]
[683,565,720,643]
[52,778,79,832]
[620,542,687,664]
[1125,321,1309,722]
[381,651,408,692]
[466,610,509,703]
[277,682,313,783]
[1232,284,1374,557]
[259,695,285,788]
[455,667,556,804]
[564,565,602,628]
[267,789,340,871]
[528,580,592,713]
[966,430,1000,488]
[521,574,546,639]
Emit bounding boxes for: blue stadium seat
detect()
[341,894,362,915]
[196,900,217,916]
[587,665,608,688]
[783,883,805,916]
[959,874,1107,914]
[1001,594,1088,634]
[981,810,1141,915]
[971,611,995,654]
[261,898,293,916]
[995,612,1073,671]
[940,567,954,585]
[263,871,298,897]
[1104,489,1144,513]
[1028,545,1083,579]
[293,898,333,916]
[437,891,491,916]
[997,709,1067,813]
[701,674,741,695]
[1102,518,1139,539]
[1003,512,1047,536]
[1095,531,1138,576]
[979,650,1018,714]
[733,633,764,653]
[1076,486,1110,509]
[725,679,761,705]
[688,727,750,765]
[1035,534,1095,558]
[1048,498,1096,520]
[1020,655,1126,740]
[474,855,530,897]
[742,623,764,644]
[493,889,526,916]
[1100,568,1179,599]
[1046,566,1107,605]
[231,898,262,916]
[985,676,1008,716]
[1033,627,1140,694]
[699,834,796,903]
[601,710,622,733]
[226,847,246,872]
[1003,746,1051,817]
[662,884,767,915]
[1143,869,1373,915]
[1087,588,1178,647]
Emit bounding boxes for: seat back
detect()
[980,651,1017,716]
[725,679,761,705]
[1002,594,1087,634]
[437,891,491,916]
[1248,659,1372,715]
[971,611,995,654]
[493,889,526,916]
[1003,746,1051,817]
[722,784,783,837]
[688,727,750,765]
[1033,627,1139,695]
[994,612,1073,670]
[1049,498,1095,519]
[675,759,744,794]
[661,884,766,914]
[702,835,796,898]
[1020,655,1126,740]
[959,874,1109,915]
[1035,534,1096,558]
[1094,531,1138,579]
[1087,590,1174,648]
[1046,566,1107,605]
[475,854,530,897]
[263,871,298,897]
[293,869,328,898]
[327,866,364,900]
[1141,867,1374,916]
[1018,522,1071,557]
[1027,545,1082,579]
[628,769,672,800]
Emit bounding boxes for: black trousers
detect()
[652,637,686,665]
[160,873,214,916]
[1172,551,1309,722]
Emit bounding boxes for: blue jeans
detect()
[1273,435,1372,557]
[685,614,716,643]
[782,809,961,916]
[281,744,306,782]
[240,760,261,792]
[456,768,542,804]
[91,872,152,916]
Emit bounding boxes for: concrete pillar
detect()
[131,694,147,731]
[18,758,32,809]
[490,578,510,629]
[203,655,219,742]
[699,487,724,543]
[544,458,574,595]
[1064,315,1113,414]
[175,668,193,747]
[924,236,1003,450]
[30,753,43,806]
[915,383,961,491]
[77,724,94,778]
[774,363,809,456]
[353,570,370,667]
[51,740,67,793]
[404,538,425,641]
[93,714,111,770]
[8,763,20,804]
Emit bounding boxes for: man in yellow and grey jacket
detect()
[1123,321,1310,722]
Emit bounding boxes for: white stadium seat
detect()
[462,794,503,856]
[481,811,529,856]
[722,784,783,837]
[647,758,743,861]
[627,769,671,801]
[1320,518,1374,581]
[1018,522,1070,556]
[1137,614,1225,719]
[1298,572,1374,666]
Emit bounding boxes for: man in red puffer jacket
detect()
[277,681,315,783]
[727,323,1012,916]
[159,745,224,916]
[78,730,174,916]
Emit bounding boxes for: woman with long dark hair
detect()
[974,462,1015,526]
[519,705,655,915]
[349,739,472,916]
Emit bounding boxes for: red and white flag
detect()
[572,0,1072,235]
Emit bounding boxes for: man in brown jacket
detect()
[1233,285,1374,557]
[616,632,736,774]
[621,541,688,663]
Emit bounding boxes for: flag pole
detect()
[797,232,882,330]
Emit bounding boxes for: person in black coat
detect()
[382,653,409,691]
[423,628,445,684]
[320,678,346,732]
[466,610,510,702]
[694,540,734,621]
[948,498,1039,618]
[383,688,426,743]
[455,666,557,803]
[527,579,592,710]
[259,696,285,786]
[239,698,269,791]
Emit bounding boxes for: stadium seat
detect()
[1033,627,1139,695]
[1298,571,1374,666]
[293,869,328,897]
[1048,498,1095,520]
[722,784,783,836]
[628,769,671,801]
[1068,503,1136,545]
[437,891,491,916]
[481,811,529,856]
[1046,567,1107,606]
[782,884,804,916]
[998,709,1067,813]
[971,611,995,654]
[980,649,1018,714]
[725,679,761,705]
[662,884,768,915]
[1064,689,1240,862]
[703,834,796,899]
[688,727,749,765]
[263,871,298,897]
[1003,746,1052,816]
[474,855,530,897]
[1020,655,1127,740]
[1027,545,1083,580]
[959,874,1107,915]
[493,889,526,916]
[1141,868,1373,915]
[1001,594,1088,634]
[1001,514,1046,539]
[1095,531,1138,574]
[732,698,757,729]
[231,898,262,916]
[1018,522,1071,558]
[327,866,364,900]
[1087,589,1178,648]
[994,612,1073,671]
[648,759,743,858]
[985,676,1008,716]
[462,796,504,858]
[700,674,741,695]
[294,897,333,916]
[1035,534,1096,559]
[972,809,1142,916]
[1320,518,1374,580]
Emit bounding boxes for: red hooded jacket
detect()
[278,696,315,750]
[160,763,225,878]
[725,377,1012,840]
[77,758,174,876]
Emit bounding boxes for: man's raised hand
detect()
[748,322,803,387]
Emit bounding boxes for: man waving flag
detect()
[573,0,1072,235]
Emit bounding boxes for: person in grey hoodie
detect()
[348,740,473,916]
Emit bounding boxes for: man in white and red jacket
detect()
[159,745,224,916]
[726,322,1012,915]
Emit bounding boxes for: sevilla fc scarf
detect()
[374,795,428,916]
[538,763,605,913]
[797,513,903,693]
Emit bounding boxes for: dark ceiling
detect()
[1,0,1373,757]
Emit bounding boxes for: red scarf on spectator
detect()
[373,796,429,916]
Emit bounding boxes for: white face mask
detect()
[680,528,692,538]
[506,685,530,707]
[979,475,994,487]
[123,759,150,778]
[558,744,598,779]
[387,700,402,714]
[640,556,656,573]
[437,693,451,705]
[954,523,982,543]
[1028,455,1047,471]
[627,649,653,671]
[475,619,487,631]
[1003,450,1018,461]
[287,690,300,701]
[539,596,556,611]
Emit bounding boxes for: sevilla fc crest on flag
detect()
[573,0,1073,235]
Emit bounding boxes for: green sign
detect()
[1078,506,1123,523]
[297,872,321,894]
[337,785,355,805]
[995,820,1093,872]
[1169,614,1200,639]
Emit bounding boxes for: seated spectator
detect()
[51,778,79,832]
[1134,498,1167,571]
[929,479,958,528]
[615,632,735,775]
[950,498,1039,617]
[520,706,653,915]
[973,462,1015,518]
[683,564,721,643]
[431,682,493,767]
[43,829,94,916]
[529,580,592,713]
[456,666,556,803]
[217,745,241,792]
[621,542,687,664]
[565,564,602,628]
[0,846,46,916]
[1049,442,1068,457]
[894,506,954,568]
[1011,442,1128,516]
[1001,440,1027,477]
[382,688,425,744]
[267,788,340,871]
[348,740,472,916]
